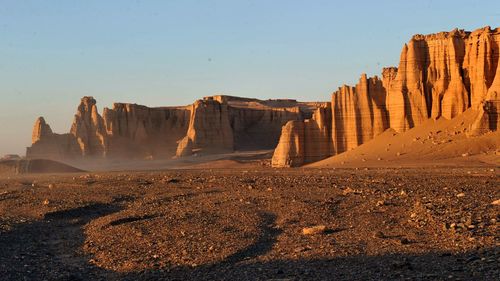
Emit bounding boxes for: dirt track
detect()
[0,167,498,280]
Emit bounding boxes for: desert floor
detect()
[0,167,498,280]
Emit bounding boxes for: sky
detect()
[0,0,498,156]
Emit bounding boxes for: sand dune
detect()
[308,109,499,168]
[0,159,85,175]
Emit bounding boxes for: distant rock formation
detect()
[27,95,319,160]
[272,26,500,167]
[26,26,499,166]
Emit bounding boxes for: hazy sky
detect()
[0,0,498,156]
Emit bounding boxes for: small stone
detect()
[399,238,411,245]
[376,200,385,206]
[42,199,50,206]
[373,231,385,238]
[491,199,500,206]
[456,193,465,198]
[48,183,55,189]
[461,153,469,157]
[302,225,327,235]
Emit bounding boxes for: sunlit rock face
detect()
[272,26,500,167]
[272,104,332,167]
[26,27,499,166]
[26,95,315,160]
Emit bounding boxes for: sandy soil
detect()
[0,167,498,280]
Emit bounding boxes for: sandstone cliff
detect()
[32,117,53,144]
[27,95,315,160]
[272,26,500,167]
[386,27,500,132]
[271,104,332,167]
[26,27,499,166]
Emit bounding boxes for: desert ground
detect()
[0,166,498,280]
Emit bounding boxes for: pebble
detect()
[456,193,465,198]
[302,225,327,235]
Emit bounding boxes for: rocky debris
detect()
[0,168,499,280]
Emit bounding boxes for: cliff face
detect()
[103,103,190,158]
[331,74,389,154]
[387,27,500,132]
[26,27,499,165]
[32,117,53,144]
[271,104,332,167]
[180,97,234,155]
[70,97,108,157]
[27,95,313,160]
[272,26,500,167]
[27,117,80,160]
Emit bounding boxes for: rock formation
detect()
[26,26,499,167]
[27,95,318,160]
[183,97,234,154]
[272,26,500,167]
[32,117,53,143]
[331,74,389,154]
[271,104,332,167]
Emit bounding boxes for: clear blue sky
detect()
[0,0,498,156]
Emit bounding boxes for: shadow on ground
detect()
[0,203,498,281]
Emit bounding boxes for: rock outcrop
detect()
[272,26,500,167]
[26,27,499,166]
[271,104,332,167]
[331,74,389,154]
[27,95,318,160]
[271,121,305,167]
[70,97,108,157]
[183,97,234,154]
[32,117,53,144]
[102,103,190,158]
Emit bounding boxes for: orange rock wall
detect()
[272,26,500,167]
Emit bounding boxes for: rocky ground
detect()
[0,167,498,280]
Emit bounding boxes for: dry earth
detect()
[0,167,498,280]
